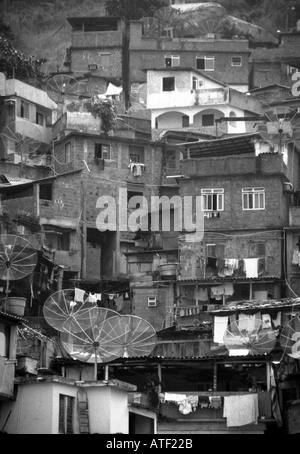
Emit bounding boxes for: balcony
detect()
[52,111,101,137]
[147,87,229,110]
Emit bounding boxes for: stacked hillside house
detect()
[1,1,300,435]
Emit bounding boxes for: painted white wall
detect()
[86,386,129,434]
[0,380,130,434]
[153,105,247,133]
[147,69,227,109]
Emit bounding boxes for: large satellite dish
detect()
[0,234,37,311]
[1,120,42,170]
[196,19,225,36]
[97,315,157,359]
[154,6,181,36]
[256,106,300,153]
[224,317,278,356]
[60,308,120,373]
[43,288,98,333]
[279,314,300,359]
[142,17,159,38]
[45,74,90,116]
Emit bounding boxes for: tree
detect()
[0,33,45,80]
[105,0,169,20]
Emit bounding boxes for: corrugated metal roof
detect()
[207,297,300,314]
[0,174,34,187]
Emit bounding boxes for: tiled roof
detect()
[178,276,282,283]
[0,309,26,323]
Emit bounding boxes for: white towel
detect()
[214,316,229,343]
[75,288,85,303]
[223,394,259,427]
[87,293,97,303]
[243,258,259,278]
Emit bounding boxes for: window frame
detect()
[64,142,72,164]
[231,56,242,67]
[165,55,180,67]
[202,114,215,127]
[242,187,265,210]
[94,143,111,160]
[201,188,224,211]
[162,76,175,92]
[196,56,215,71]
[36,112,44,126]
[20,100,31,120]
[129,145,145,164]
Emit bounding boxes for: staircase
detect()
[77,390,90,434]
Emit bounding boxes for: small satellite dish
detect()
[224,317,278,356]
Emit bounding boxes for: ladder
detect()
[77,390,90,434]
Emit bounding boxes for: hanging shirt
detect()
[214,316,229,344]
[243,258,259,278]
[75,288,85,303]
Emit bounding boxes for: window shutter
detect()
[58,395,65,434]
[66,397,73,434]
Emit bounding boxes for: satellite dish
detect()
[0,234,37,311]
[43,288,99,333]
[197,19,224,36]
[279,314,300,359]
[224,317,278,356]
[97,315,157,359]
[60,308,121,379]
[1,120,42,171]
[45,74,90,115]
[256,107,300,153]
[142,17,159,38]
[154,6,181,36]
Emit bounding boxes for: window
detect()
[88,64,98,70]
[59,394,74,434]
[229,111,237,127]
[129,145,144,163]
[36,112,44,126]
[231,56,242,66]
[64,142,72,163]
[196,56,214,71]
[162,77,175,92]
[94,143,111,160]
[165,55,180,67]
[242,187,265,210]
[0,323,10,357]
[39,183,53,201]
[249,242,266,257]
[20,100,30,120]
[182,115,189,127]
[201,188,224,211]
[202,114,214,126]
[45,229,71,251]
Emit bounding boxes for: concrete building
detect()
[0,72,57,164]
[145,67,263,138]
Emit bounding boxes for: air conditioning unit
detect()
[148,297,157,307]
